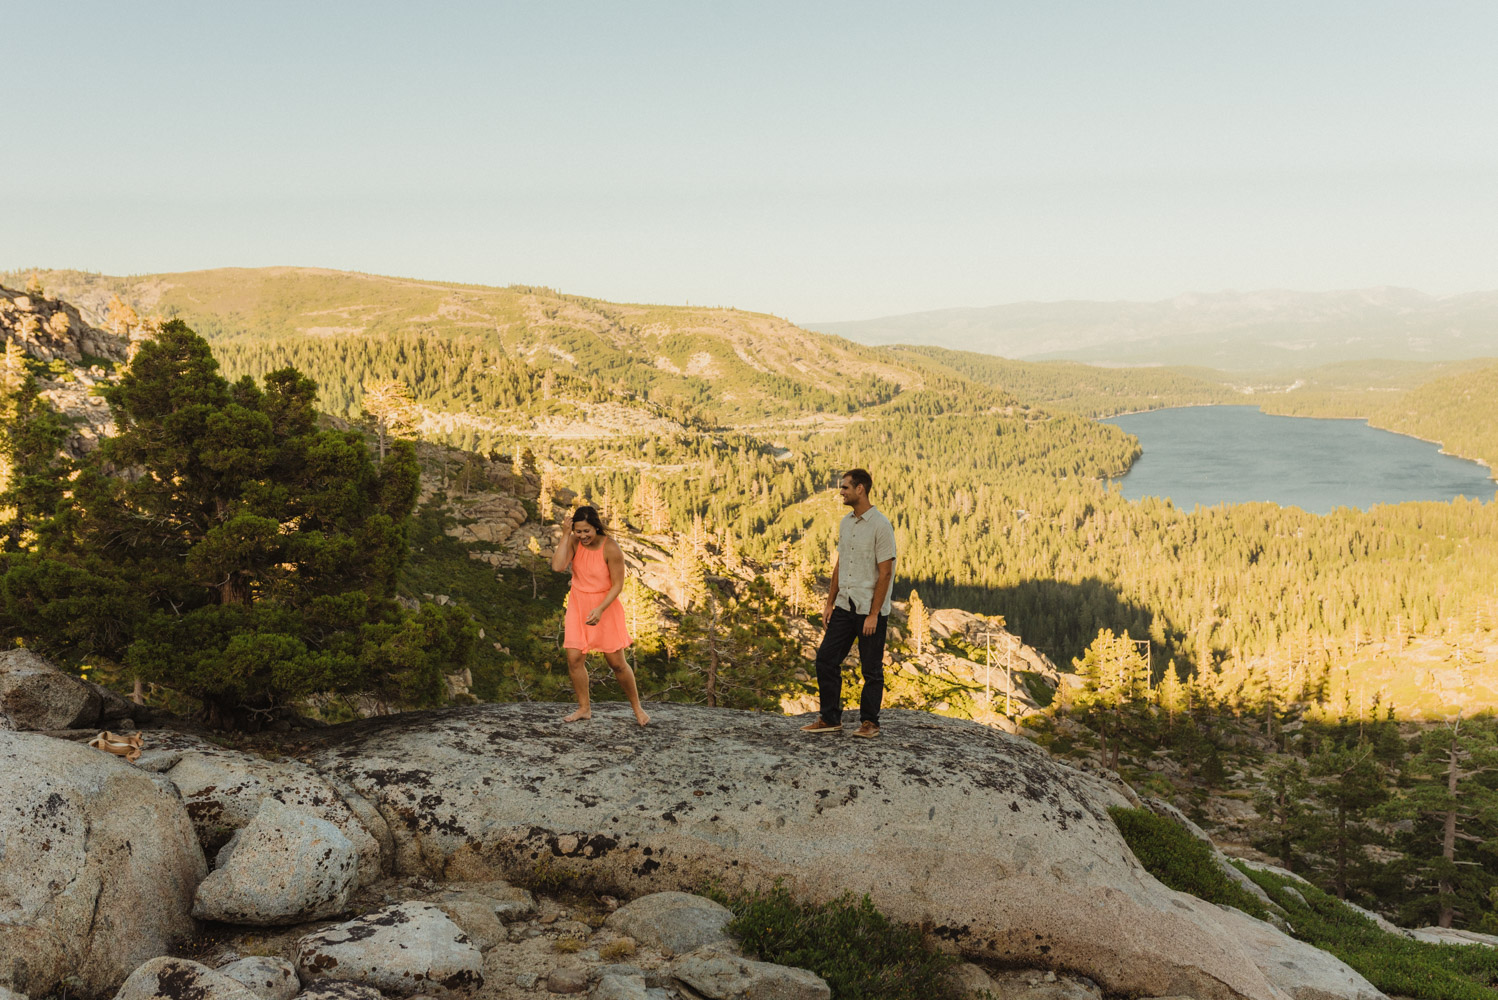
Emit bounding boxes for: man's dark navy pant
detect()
[815,605,887,726]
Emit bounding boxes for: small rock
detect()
[594,964,647,981]
[671,949,830,1000]
[294,983,385,1000]
[0,987,29,1000]
[947,962,999,998]
[494,896,537,921]
[514,972,539,990]
[553,919,593,939]
[982,970,1097,1000]
[218,957,299,1000]
[593,975,650,1000]
[545,966,589,994]
[295,902,484,995]
[114,958,259,1000]
[605,892,733,957]
[432,898,505,950]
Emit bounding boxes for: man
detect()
[800,468,896,738]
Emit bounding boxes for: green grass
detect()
[1111,806,1498,1000]
[710,885,962,1000]
[1238,865,1498,1000]
[1108,807,1270,920]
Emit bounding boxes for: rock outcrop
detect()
[301,703,1302,1000]
[0,285,128,366]
[0,284,131,456]
[0,648,101,730]
[0,733,206,998]
[1210,906,1384,1000]
[136,732,384,885]
[192,798,359,925]
[3,694,1404,1000]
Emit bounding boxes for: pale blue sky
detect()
[5,1,1497,321]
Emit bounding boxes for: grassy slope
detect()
[18,267,932,423]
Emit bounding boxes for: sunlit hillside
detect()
[18,267,930,423]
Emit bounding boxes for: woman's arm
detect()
[550,529,574,573]
[587,539,628,624]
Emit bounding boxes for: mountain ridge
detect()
[809,287,1498,369]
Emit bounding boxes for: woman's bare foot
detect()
[563,709,591,723]
[633,707,650,727]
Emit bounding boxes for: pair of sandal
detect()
[89,730,144,762]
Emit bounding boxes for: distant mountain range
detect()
[809,288,1498,370]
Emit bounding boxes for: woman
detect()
[550,506,650,726]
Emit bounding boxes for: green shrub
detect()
[1238,865,1498,1000]
[1108,806,1269,920]
[712,885,961,1000]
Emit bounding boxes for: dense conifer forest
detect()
[6,268,1498,932]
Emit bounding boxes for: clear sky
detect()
[5,1,1497,321]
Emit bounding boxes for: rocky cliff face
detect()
[1,699,1395,1000]
[0,283,132,455]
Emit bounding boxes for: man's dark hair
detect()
[844,468,873,494]
[572,505,607,535]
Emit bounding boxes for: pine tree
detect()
[648,484,671,534]
[1307,739,1390,901]
[360,378,418,460]
[537,463,558,523]
[1387,718,1498,927]
[1072,628,1152,770]
[722,526,743,575]
[600,480,619,530]
[907,589,929,655]
[621,575,662,654]
[105,294,139,337]
[0,360,70,551]
[1157,659,1185,724]
[3,321,474,727]
[1252,758,1316,874]
[668,541,706,611]
[675,577,797,710]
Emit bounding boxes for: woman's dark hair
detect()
[572,505,606,535]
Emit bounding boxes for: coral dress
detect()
[564,540,631,653]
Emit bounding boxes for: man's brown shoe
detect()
[852,722,880,738]
[799,718,843,734]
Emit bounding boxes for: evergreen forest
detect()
[6,267,1498,936]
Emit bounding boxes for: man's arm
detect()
[864,558,894,636]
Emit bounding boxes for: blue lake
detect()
[1102,406,1495,514]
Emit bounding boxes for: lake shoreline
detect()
[1100,405,1496,513]
[1100,403,1496,482]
